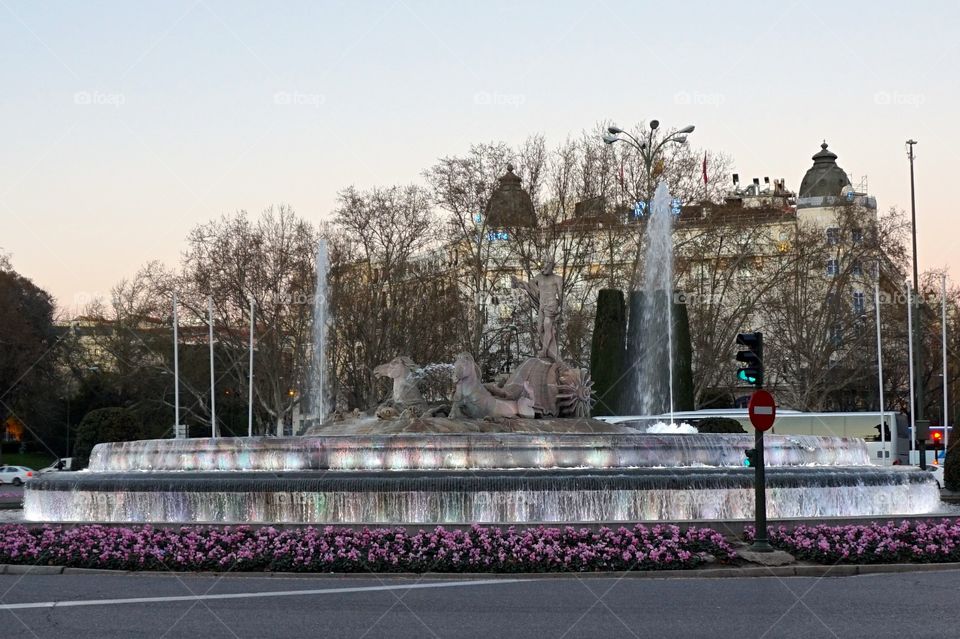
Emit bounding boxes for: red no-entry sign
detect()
[748,390,777,431]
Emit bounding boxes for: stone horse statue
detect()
[373,356,426,412]
[450,352,535,419]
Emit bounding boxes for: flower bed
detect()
[0,524,733,573]
[746,519,960,564]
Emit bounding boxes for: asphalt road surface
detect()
[0,569,955,638]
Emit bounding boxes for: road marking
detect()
[0,579,529,611]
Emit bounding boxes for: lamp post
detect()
[907,139,928,468]
[603,120,694,422]
[603,120,695,203]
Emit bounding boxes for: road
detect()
[0,570,954,638]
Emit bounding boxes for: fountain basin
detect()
[86,433,873,473]
[27,433,939,525]
[24,467,939,524]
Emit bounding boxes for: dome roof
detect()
[798,142,851,198]
[484,164,537,228]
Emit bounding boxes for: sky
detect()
[2,0,958,315]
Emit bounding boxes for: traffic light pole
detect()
[751,394,772,553]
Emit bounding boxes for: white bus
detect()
[599,410,926,466]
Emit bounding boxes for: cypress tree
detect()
[672,299,695,411]
[590,289,627,416]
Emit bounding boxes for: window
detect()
[830,324,843,347]
[853,291,866,316]
[826,227,840,246]
[851,261,863,276]
[851,228,864,245]
[826,259,839,277]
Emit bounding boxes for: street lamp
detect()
[906,138,928,468]
[603,120,695,202]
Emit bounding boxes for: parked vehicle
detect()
[0,466,34,486]
[38,458,73,473]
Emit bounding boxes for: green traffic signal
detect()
[735,331,764,389]
[744,448,758,467]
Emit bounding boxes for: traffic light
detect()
[744,448,758,467]
[735,332,764,389]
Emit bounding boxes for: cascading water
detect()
[634,182,676,418]
[24,434,942,523]
[308,239,331,421]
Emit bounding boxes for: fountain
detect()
[23,174,941,525]
[633,183,676,418]
[308,238,331,422]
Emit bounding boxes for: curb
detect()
[2,565,65,575]
[1,562,958,580]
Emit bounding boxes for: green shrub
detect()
[73,407,144,469]
[695,417,747,434]
[945,434,960,492]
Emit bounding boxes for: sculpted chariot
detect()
[365,258,593,422]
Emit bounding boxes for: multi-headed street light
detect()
[603,120,695,202]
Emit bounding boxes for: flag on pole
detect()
[702,151,709,185]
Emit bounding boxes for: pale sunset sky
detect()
[2,0,957,314]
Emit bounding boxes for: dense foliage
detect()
[694,417,747,434]
[72,407,144,468]
[590,289,626,416]
[0,268,59,450]
[944,436,960,492]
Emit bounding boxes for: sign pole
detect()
[747,388,776,552]
[752,427,771,550]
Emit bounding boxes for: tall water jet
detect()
[633,182,676,417]
[309,238,331,422]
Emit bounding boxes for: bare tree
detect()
[675,206,798,407]
[424,141,518,369]
[172,205,317,435]
[762,204,908,410]
[328,185,465,410]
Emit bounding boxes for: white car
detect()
[0,466,34,486]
